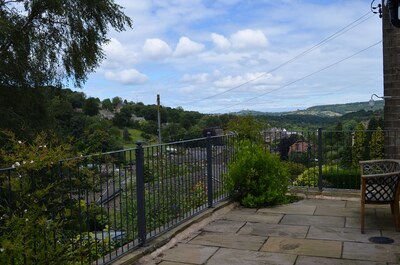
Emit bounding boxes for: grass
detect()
[122,128,157,149]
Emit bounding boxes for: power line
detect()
[210,40,382,113]
[184,11,374,105]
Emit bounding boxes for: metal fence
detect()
[0,129,390,264]
[0,134,236,265]
[263,128,388,191]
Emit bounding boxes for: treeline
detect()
[0,86,383,155]
[0,86,235,154]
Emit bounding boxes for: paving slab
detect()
[375,207,396,216]
[134,198,400,265]
[257,204,316,215]
[201,219,245,233]
[222,210,283,224]
[142,260,194,265]
[345,200,361,208]
[261,237,342,258]
[346,216,395,230]
[346,200,388,209]
[295,256,387,265]
[238,222,308,238]
[189,232,266,251]
[307,226,381,242]
[314,205,363,218]
[297,199,347,207]
[206,248,297,265]
[155,243,218,264]
[280,214,345,227]
[343,242,400,263]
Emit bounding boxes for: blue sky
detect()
[77,0,383,114]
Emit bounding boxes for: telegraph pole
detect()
[157,94,162,144]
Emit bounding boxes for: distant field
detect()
[122,128,156,149]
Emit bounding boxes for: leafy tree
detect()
[48,96,74,135]
[141,120,158,135]
[0,0,132,88]
[0,86,50,140]
[77,118,122,153]
[334,121,343,142]
[83,97,100,116]
[352,122,366,168]
[370,127,384,160]
[112,106,131,128]
[112,96,123,108]
[101,98,114,111]
[66,91,86,109]
[162,123,186,142]
[227,115,265,142]
[123,127,131,142]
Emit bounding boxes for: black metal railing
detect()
[0,129,392,264]
[0,134,236,265]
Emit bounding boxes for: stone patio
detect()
[134,198,400,265]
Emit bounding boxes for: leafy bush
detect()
[0,132,107,264]
[283,161,307,183]
[288,152,310,165]
[293,165,319,187]
[293,164,360,189]
[226,140,290,207]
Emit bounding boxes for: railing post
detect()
[135,141,146,246]
[318,128,323,192]
[206,132,213,208]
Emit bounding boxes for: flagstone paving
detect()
[134,198,400,265]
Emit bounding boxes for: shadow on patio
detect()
[133,195,400,265]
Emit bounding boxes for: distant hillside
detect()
[300,101,384,116]
[237,100,384,117]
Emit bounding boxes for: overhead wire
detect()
[210,40,383,113]
[183,10,375,105]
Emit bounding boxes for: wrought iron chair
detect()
[360,159,400,233]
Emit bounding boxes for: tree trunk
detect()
[383,2,400,159]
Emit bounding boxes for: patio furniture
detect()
[360,159,400,233]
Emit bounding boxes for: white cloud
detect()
[230,29,269,50]
[103,38,137,68]
[174,37,205,57]
[211,33,231,50]
[142,38,172,60]
[104,69,148,85]
[214,72,281,89]
[181,73,210,83]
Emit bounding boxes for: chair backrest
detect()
[360,160,400,203]
[360,159,400,175]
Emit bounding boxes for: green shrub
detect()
[293,164,360,189]
[293,165,319,187]
[0,132,107,264]
[226,140,290,207]
[283,161,307,177]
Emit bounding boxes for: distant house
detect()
[289,140,311,154]
[131,115,145,122]
[114,102,125,113]
[99,109,115,120]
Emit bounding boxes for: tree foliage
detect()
[370,127,384,160]
[0,0,132,88]
[352,122,366,168]
[227,115,265,142]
